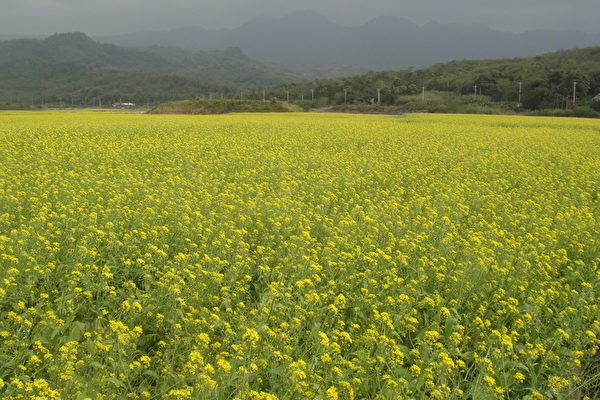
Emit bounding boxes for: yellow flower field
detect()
[0,111,598,399]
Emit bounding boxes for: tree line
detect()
[268,46,600,112]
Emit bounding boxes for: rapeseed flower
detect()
[0,111,598,399]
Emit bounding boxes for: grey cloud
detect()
[0,0,598,35]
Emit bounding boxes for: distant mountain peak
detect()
[281,10,331,22]
[243,10,333,28]
[220,46,248,60]
[96,13,600,70]
[364,16,418,27]
[45,32,95,44]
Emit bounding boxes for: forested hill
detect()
[276,46,600,110]
[0,32,361,105]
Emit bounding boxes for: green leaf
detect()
[105,377,125,387]
[69,321,86,341]
[143,370,160,379]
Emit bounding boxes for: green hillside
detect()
[0,32,307,85]
[2,33,599,114]
[0,60,235,106]
[0,33,358,106]
[272,46,600,113]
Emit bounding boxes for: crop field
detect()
[0,111,599,400]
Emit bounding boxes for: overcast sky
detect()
[1,0,599,35]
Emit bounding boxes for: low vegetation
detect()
[0,102,32,110]
[321,91,600,118]
[322,91,515,115]
[149,99,302,114]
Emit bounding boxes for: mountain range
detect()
[0,32,362,104]
[98,11,600,70]
[2,13,599,108]
[0,32,363,86]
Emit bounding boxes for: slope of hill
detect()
[0,37,229,104]
[99,11,600,70]
[272,46,600,111]
[0,32,362,105]
[0,57,234,106]
[0,33,312,86]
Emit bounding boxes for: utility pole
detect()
[474,85,477,98]
[377,88,381,105]
[422,86,425,101]
[99,96,102,108]
[573,81,577,108]
[518,81,522,104]
[344,88,347,104]
[286,90,289,102]
[311,89,315,102]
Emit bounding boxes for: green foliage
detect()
[0,102,31,110]
[280,47,600,113]
[527,106,600,118]
[150,99,303,114]
[328,91,516,115]
[0,59,235,106]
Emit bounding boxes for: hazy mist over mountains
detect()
[94,11,600,70]
[2,11,600,71]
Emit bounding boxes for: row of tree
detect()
[269,47,600,110]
